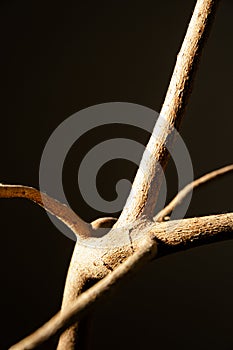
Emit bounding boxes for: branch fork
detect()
[1,0,231,349]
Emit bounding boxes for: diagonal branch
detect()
[0,184,91,238]
[116,0,219,226]
[155,164,233,222]
[9,212,233,350]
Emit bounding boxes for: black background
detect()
[0,0,233,349]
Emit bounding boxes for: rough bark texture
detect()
[9,212,233,350]
[3,1,230,350]
[115,0,219,226]
[57,1,220,345]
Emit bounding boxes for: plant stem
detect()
[116,0,219,226]
[9,212,233,350]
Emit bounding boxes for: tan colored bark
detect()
[155,164,233,222]
[9,212,233,350]
[0,184,91,238]
[2,1,231,350]
[116,0,219,226]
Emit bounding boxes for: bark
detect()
[116,0,219,226]
[2,1,230,349]
[9,212,233,350]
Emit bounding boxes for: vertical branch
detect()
[116,0,219,226]
[57,217,117,349]
[58,0,220,347]
[57,242,104,350]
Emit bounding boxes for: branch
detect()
[154,213,233,253]
[116,0,219,226]
[5,0,223,348]
[9,212,233,350]
[57,216,118,350]
[155,164,233,222]
[0,184,91,238]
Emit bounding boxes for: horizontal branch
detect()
[0,184,91,238]
[153,212,233,253]
[10,212,233,350]
[155,164,233,222]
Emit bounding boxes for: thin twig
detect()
[0,184,91,238]
[155,164,233,222]
[9,212,233,350]
[116,0,220,226]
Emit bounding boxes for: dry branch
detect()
[1,0,228,349]
[9,212,233,350]
[116,0,219,226]
[155,164,233,222]
[0,184,91,238]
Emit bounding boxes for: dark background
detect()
[0,0,233,349]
